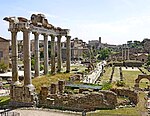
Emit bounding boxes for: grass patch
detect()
[99,67,112,84]
[32,73,72,93]
[89,66,147,115]
[87,108,140,116]
[122,70,141,88]
[0,96,10,106]
[113,67,120,81]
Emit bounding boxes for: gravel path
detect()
[12,109,80,116]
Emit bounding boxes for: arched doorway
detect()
[134,75,150,90]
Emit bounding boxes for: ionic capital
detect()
[22,28,31,33]
[10,28,18,33]
[42,33,48,37]
[57,35,62,39]
[50,34,55,39]
[32,32,39,36]
[65,35,71,39]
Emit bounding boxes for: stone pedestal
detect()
[58,80,65,94]
[51,83,57,94]
[9,85,37,107]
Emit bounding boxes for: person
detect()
[82,110,86,116]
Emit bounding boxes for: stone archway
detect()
[134,74,150,90]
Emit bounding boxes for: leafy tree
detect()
[0,61,8,73]
[97,48,111,60]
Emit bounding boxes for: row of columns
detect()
[11,29,32,86]
[122,47,130,60]
[11,29,71,86]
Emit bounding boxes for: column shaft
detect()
[34,32,40,77]
[57,35,62,72]
[23,30,32,86]
[125,48,126,60]
[66,36,71,73]
[122,48,124,60]
[11,30,19,84]
[43,34,49,75]
[51,35,55,74]
[128,48,130,60]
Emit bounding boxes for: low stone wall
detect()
[39,81,118,111]
[39,92,117,111]
[110,88,138,105]
[100,90,117,109]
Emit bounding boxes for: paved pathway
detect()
[83,61,105,84]
[13,109,80,116]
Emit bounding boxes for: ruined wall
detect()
[39,81,117,111]
[100,90,117,109]
[111,88,138,105]
[40,92,116,111]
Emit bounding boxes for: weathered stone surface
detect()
[10,85,37,107]
[100,90,117,109]
[50,84,57,94]
[39,82,117,111]
[111,88,138,105]
[58,80,65,94]
[69,74,82,81]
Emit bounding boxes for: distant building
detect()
[0,37,10,66]
[130,53,148,62]
[62,38,89,61]
[88,37,101,49]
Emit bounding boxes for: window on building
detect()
[0,51,3,60]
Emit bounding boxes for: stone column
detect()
[11,30,20,85]
[125,47,126,60]
[122,48,124,60]
[128,47,130,60]
[43,34,49,75]
[23,29,32,86]
[50,83,57,94]
[50,35,55,74]
[66,36,71,73]
[57,35,62,72]
[33,32,40,77]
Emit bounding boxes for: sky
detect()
[1,0,150,45]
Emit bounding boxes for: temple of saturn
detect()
[4,14,71,106]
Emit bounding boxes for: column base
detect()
[10,84,38,108]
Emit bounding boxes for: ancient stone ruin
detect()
[39,80,118,111]
[4,14,71,107]
[134,74,150,90]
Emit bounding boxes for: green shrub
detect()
[40,65,44,71]
[102,82,112,90]
[116,80,125,87]
[0,61,8,73]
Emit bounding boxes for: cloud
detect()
[68,15,150,44]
